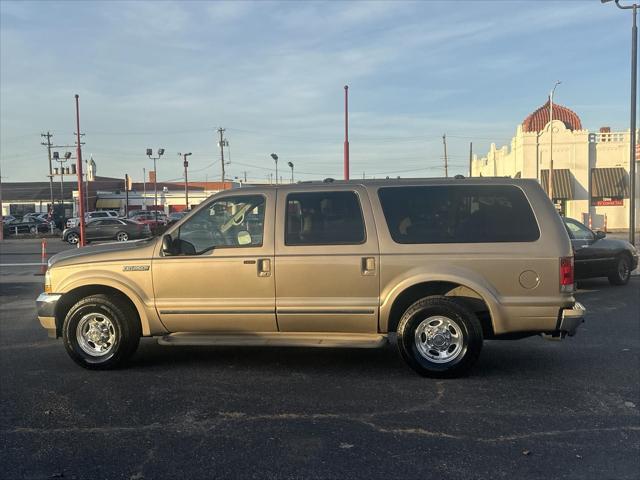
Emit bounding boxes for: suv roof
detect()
[238,177,539,191]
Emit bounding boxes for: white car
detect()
[66,210,120,228]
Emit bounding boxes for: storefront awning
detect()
[96,199,124,209]
[540,169,574,199]
[591,167,629,198]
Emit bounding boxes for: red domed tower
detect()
[522,100,582,132]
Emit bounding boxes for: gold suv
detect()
[36,178,585,377]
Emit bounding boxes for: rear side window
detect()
[378,185,540,244]
[285,191,365,245]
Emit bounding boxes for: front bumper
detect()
[36,293,62,337]
[542,301,586,341]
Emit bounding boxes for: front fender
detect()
[55,269,166,336]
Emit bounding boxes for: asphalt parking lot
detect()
[0,239,638,479]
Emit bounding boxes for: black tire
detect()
[397,296,483,378]
[608,254,631,286]
[116,231,129,242]
[62,294,141,370]
[66,232,80,244]
[29,226,37,234]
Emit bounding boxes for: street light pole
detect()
[271,154,278,185]
[146,148,165,225]
[548,80,561,203]
[288,161,294,183]
[602,0,638,244]
[179,152,192,209]
[344,85,350,181]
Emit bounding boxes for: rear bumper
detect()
[542,302,586,341]
[558,301,585,336]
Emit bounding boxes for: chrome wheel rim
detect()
[618,258,630,280]
[414,315,464,363]
[76,313,116,357]
[30,226,37,234]
[68,233,79,244]
[116,232,128,242]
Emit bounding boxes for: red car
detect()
[129,211,168,230]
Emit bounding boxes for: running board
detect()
[157,332,388,349]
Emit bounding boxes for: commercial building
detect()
[471,100,639,231]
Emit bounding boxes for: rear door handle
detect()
[258,258,271,277]
[361,257,376,276]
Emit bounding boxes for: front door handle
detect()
[361,257,376,276]
[258,258,271,277]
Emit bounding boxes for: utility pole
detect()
[469,142,473,177]
[442,134,449,178]
[217,128,227,183]
[74,95,87,246]
[41,132,55,211]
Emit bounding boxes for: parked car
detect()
[66,210,120,228]
[37,178,585,376]
[562,217,638,285]
[129,211,168,229]
[167,211,189,225]
[62,218,152,244]
[3,217,51,235]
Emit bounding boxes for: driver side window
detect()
[174,195,265,255]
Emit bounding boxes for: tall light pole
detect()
[344,85,350,180]
[288,161,294,183]
[271,153,278,185]
[602,0,638,245]
[53,151,72,210]
[548,80,562,203]
[146,148,164,224]
[179,152,192,209]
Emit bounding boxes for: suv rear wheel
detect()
[397,296,483,378]
[62,294,141,369]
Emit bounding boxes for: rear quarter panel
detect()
[369,179,574,334]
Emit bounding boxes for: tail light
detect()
[560,256,574,292]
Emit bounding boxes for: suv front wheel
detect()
[397,296,483,378]
[62,294,141,369]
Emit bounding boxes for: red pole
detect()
[75,94,86,247]
[344,85,350,181]
[40,239,48,274]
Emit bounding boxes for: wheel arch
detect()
[54,281,161,338]
[381,275,503,338]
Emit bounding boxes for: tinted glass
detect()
[176,195,265,254]
[285,191,365,245]
[378,185,539,244]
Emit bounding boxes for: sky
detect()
[0,0,633,184]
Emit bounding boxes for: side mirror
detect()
[161,234,174,255]
[595,230,606,240]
